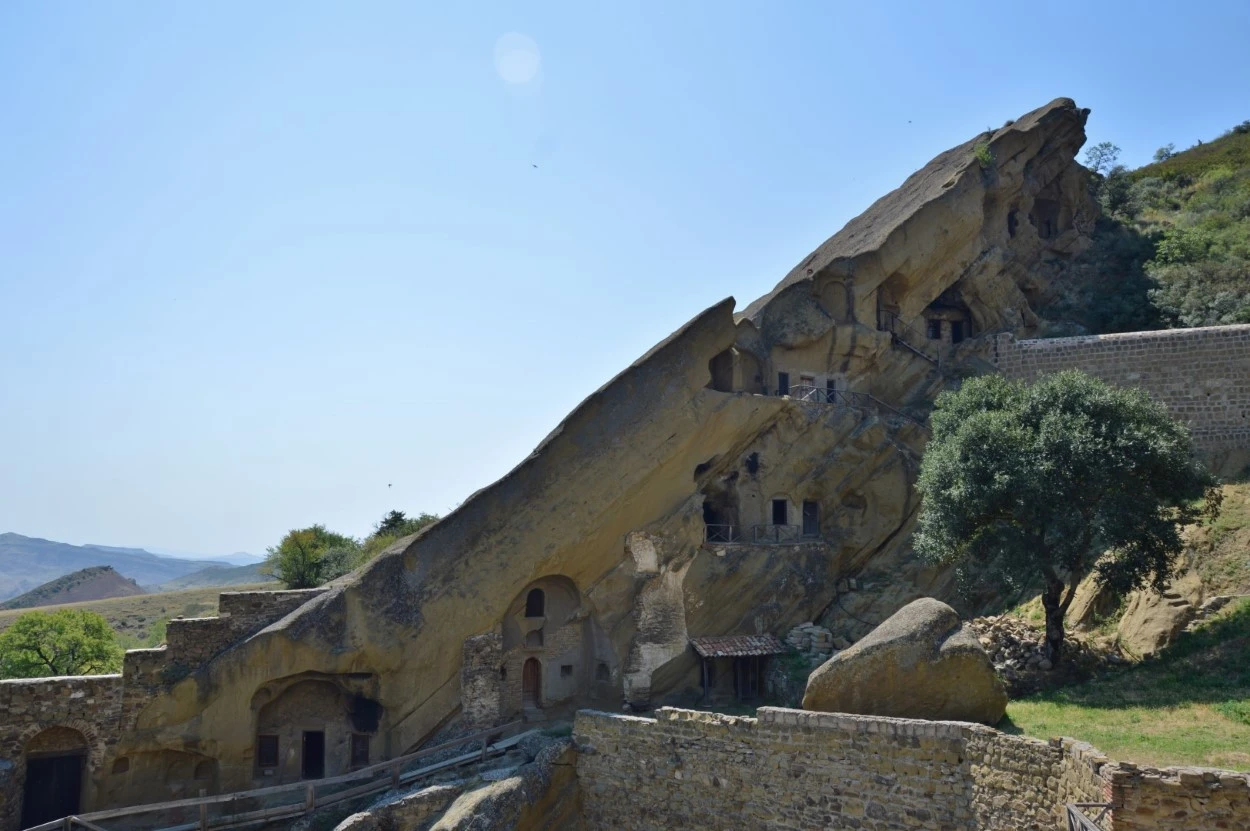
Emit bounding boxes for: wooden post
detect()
[700,657,708,703]
[304,785,314,814]
[63,816,72,831]
[199,789,208,831]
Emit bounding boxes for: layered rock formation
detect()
[802,598,1007,724]
[2,98,1110,827]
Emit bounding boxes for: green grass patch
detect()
[1004,599,1250,770]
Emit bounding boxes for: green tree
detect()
[1083,141,1121,175]
[914,371,1217,665]
[261,525,361,588]
[0,609,124,678]
[360,510,440,563]
[1153,143,1177,163]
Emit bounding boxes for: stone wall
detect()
[0,675,124,831]
[991,325,1250,469]
[573,707,1249,831]
[1106,764,1250,831]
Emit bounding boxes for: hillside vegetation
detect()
[0,565,145,610]
[1006,599,1250,770]
[1046,121,1250,334]
[0,582,277,648]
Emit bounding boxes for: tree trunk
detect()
[1041,576,1066,665]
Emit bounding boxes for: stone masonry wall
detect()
[0,675,124,831]
[991,325,1250,466]
[573,707,1249,831]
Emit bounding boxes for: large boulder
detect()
[802,598,1007,724]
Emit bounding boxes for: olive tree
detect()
[914,371,1217,664]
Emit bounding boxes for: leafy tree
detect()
[0,609,124,678]
[1083,141,1121,176]
[1153,143,1177,163]
[914,371,1217,665]
[1099,165,1137,218]
[262,525,361,588]
[360,510,440,563]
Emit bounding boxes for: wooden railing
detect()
[23,721,526,831]
[1066,802,1112,830]
[878,310,941,367]
[783,384,929,429]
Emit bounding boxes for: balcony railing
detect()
[703,524,817,545]
[781,384,927,429]
[878,310,941,366]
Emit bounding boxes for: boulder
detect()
[802,598,1007,724]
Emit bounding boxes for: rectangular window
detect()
[826,379,838,404]
[772,499,788,526]
[560,664,574,678]
[257,735,279,769]
[802,501,819,537]
[950,321,965,344]
[927,319,942,340]
[351,734,370,769]
[777,372,790,396]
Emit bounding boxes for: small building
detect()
[690,635,786,704]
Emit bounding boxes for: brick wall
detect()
[991,325,1250,463]
[573,707,1248,831]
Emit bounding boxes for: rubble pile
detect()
[785,622,836,666]
[967,614,1125,694]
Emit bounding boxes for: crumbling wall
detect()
[1106,764,1250,831]
[992,325,1250,471]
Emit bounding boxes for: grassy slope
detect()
[0,582,278,646]
[0,565,145,610]
[1005,598,1250,770]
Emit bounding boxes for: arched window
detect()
[525,588,545,618]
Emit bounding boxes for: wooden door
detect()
[522,658,542,708]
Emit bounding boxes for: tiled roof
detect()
[689,634,787,658]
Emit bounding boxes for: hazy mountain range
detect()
[0,532,263,601]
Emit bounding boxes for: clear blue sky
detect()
[2,1,1247,557]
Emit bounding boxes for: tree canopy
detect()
[0,609,124,679]
[914,370,1217,663]
[261,524,361,589]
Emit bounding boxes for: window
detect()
[256,735,279,769]
[560,664,574,678]
[525,629,544,648]
[777,372,790,396]
[112,757,130,775]
[351,734,370,769]
[950,321,965,344]
[772,499,788,526]
[826,379,838,404]
[525,588,545,618]
[596,662,610,682]
[1007,210,1019,238]
[799,374,815,398]
[927,319,942,340]
[194,760,213,781]
[802,501,819,537]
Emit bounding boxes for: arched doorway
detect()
[522,658,542,709]
[22,727,87,828]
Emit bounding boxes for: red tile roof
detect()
[689,634,787,658]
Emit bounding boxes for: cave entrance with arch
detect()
[21,727,88,829]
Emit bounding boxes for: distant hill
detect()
[153,562,267,591]
[0,566,145,610]
[0,533,228,601]
[145,548,263,567]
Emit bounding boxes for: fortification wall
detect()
[991,325,1250,470]
[573,707,1249,831]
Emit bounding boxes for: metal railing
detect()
[878,310,941,367]
[1066,803,1112,831]
[752,524,804,544]
[781,384,928,429]
[704,524,741,543]
[22,721,526,831]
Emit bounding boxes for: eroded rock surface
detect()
[802,598,1007,724]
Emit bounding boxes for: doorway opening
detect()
[522,658,542,709]
[301,731,325,779]
[21,754,83,828]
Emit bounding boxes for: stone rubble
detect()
[967,614,1125,695]
[783,622,837,666]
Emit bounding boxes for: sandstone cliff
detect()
[87,98,1104,807]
